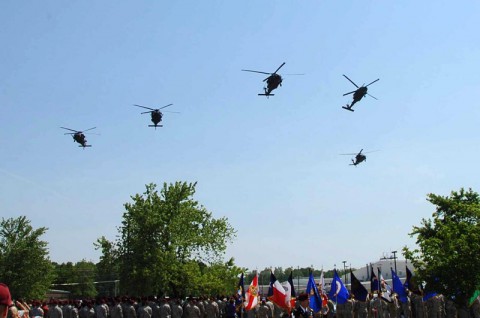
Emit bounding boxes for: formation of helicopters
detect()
[62,64,380,166]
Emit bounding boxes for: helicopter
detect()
[133,104,178,129]
[340,149,378,166]
[241,62,287,97]
[342,75,380,111]
[61,127,96,148]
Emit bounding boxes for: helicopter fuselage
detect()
[73,133,87,147]
[353,87,368,103]
[151,110,163,126]
[265,74,283,95]
[352,154,366,165]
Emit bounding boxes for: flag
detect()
[350,270,368,302]
[403,267,412,290]
[328,269,350,304]
[469,290,480,306]
[244,273,259,311]
[378,268,392,303]
[319,270,328,307]
[238,273,245,300]
[423,291,437,302]
[306,271,323,313]
[268,271,288,310]
[391,268,408,303]
[281,272,296,314]
[371,267,380,292]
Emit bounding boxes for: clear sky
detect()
[1,1,480,272]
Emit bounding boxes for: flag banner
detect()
[391,268,408,303]
[328,269,350,304]
[244,273,259,311]
[238,273,245,300]
[350,270,368,302]
[306,271,323,313]
[371,267,380,292]
[378,268,392,303]
[268,272,288,311]
[281,272,296,314]
[403,267,412,290]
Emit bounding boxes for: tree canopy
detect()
[403,188,480,306]
[0,216,55,299]
[99,182,238,296]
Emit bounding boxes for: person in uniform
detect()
[257,299,272,318]
[205,298,219,318]
[0,284,13,318]
[171,299,182,318]
[410,291,424,318]
[111,298,123,318]
[294,293,313,318]
[49,300,63,318]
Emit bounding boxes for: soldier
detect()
[96,300,109,318]
[205,298,219,318]
[344,295,354,318]
[170,299,182,318]
[49,300,63,318]
[257,299,273,318]
[444,299,455,318]
[138,298,152,318]
[30,301,44,318]
[159,299,171,318]
[354,295,369,318]
[123,300,137,318]
[111,298,124,318]
[184,299,201,318]
[410,292,424,318]
[293,293,313,318]
[370,293,384,318]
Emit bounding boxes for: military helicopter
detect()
[342,75,380,111]
[133,104,178,129]
[242,62,297,97]
[340,149,378,166]
[61,127,96,148]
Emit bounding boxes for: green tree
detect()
[403,188,480,306]
[94,236,120,296]
[111,182,236,296]
[52,261,97,298]
[0,216,55,299]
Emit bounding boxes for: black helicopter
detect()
[61,127,96,148]
[340,149,377,166]
[342,75,379,111]
[133,104,177,129]
[242,62,286,97]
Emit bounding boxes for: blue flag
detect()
[404,267,414,291]
[423,291,437,302]
[328,269,350,304]
[391,268,408,303]
[238,273,245,300]
[371,267,380,292]
[306,271,323,313]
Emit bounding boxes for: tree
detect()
[111,182,237,296]
[0,216,55,299]
[52,261,98,298]
[403,188,480,306]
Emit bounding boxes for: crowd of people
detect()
[1,283,480,318]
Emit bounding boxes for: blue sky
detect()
[1,1,480,271]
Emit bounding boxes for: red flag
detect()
[244,274,259,310]
[268,272,288,311]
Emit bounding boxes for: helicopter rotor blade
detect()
[358,149,363,154]
[363,150,380,154]
[284,73,305,76]
[163,111,180,114]
[241,69,271,75]
[340,153,358,156]
[133,104,156,111]
[141,111,154,114]
[60,127,79,133]
[343,74,359,88]
[64,133,75,135]
[159,103,174,110]
[343,91,356,96]
[82,127,97,132]
[367,93,378,100]
[273,62,286,75]
[366,78,380,87]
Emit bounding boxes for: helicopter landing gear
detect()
[342,105,354,112]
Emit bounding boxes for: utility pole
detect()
[343,260,347,285]
[392,251,398,273]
